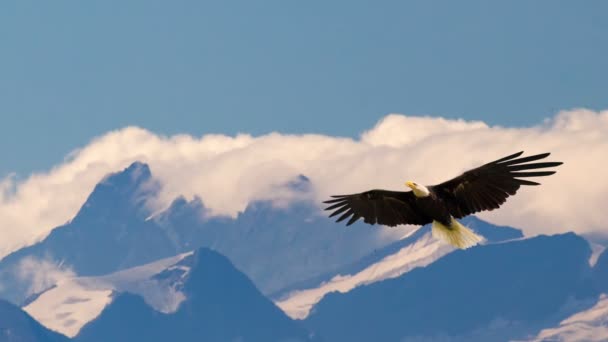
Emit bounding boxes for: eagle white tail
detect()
[432,219,483,249]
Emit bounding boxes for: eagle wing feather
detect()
[323,190,431,226]
[431,151,562,218]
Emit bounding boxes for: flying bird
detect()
[324,151,562,249]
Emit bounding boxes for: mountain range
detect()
[73,248,319,342]
[0,161,606,341]
[304,233,598,341]
[0,162,400,304]
[0,299,68,342]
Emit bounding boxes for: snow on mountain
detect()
[531,248,608,342]
[276,230,451,319]
[0,162,177,304]
[304,233,594,342]
[276,216,523,320]
[0,299,69,342]
[589,241,606,267]
[20,210,525,337]
[22,252,193,337]
[593,248,608,294]
[529,294,608,342]
[154,181,405,295]
[22,282,112,338]
[73,248,320,342]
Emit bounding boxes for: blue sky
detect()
[1,0,607,177]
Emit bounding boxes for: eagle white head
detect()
[405,181,430,198]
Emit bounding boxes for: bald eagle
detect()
[324,151,562,249]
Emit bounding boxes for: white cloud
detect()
[15,257,76,296]
[361,114,488,147]
[0,109,607,258]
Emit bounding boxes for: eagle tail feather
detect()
[432,219,482,249]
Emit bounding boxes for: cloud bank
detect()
[0,109,607,258]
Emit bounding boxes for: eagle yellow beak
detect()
[405,181,415,189]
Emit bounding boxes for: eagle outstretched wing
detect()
[431,151,562,218]
[323,190,432,226]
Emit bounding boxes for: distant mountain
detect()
[171,197,399,295]
[0,299,68,342]
[304,233,596,342]
[73,248,321,342]
[153,173,403,295]
[23,161,169,275]
[0,162,178,303]
[0,162,400,303]
[529,294,608,342]
[526,247,608,341]
[22,215,525,336]
[7,160,603,341]
[593,248,608,293]
[275,216,522,319]
[23,252,193,337]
